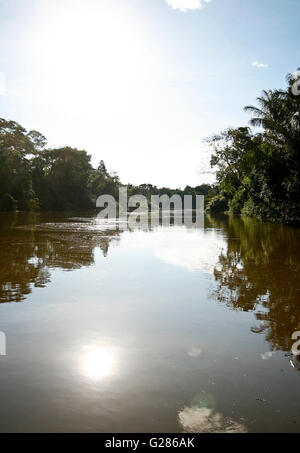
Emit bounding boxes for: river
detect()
[0,212,299,433]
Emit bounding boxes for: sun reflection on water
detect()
[81,346,115,380]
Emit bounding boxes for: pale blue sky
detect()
[0,0,299,187]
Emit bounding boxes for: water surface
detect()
[0,212,299,433]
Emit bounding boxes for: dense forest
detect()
[0,70,299,225]
[207,70,300,225]
[0,117,216,212]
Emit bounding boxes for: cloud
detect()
[252,61,268,69]
[166,0,212,12]
[0,72,6,95]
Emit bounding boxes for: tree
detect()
[0,118,39,211]
[208,72,300,225]
[41,147,93,210]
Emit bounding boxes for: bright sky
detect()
[0,0,299,188]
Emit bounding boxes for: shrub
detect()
[207,195,229,214]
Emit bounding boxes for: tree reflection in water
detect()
[209,214,300,370]
[0,212,120,304]
[1,212,300,370]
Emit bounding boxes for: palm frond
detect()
[249,118,264,127]
[244,105,264,117]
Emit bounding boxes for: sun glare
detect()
[23,0,158,112]
[81,346,115,380]
[17,0,202,188]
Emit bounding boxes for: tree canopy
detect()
[207,70,300,225]
[0,117,215,212]
[1,70,299,224]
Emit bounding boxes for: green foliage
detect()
[89,160,120,204]
[207,194,229,214]
[6,70,299,221]
[0,118,39,211]
[40,147,94,210]
[1,117,216,212]
[208,70,300,225]
[0,116,216,212]
[229,187,247,214]
[240,198,257,217]
[126,183,217,210]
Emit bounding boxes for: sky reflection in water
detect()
[0,212,299,433]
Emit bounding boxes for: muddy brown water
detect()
[0,212,299,433]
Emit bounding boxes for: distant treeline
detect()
[0,118,216,212]
[207,70,300,225]
[1,70,299,224]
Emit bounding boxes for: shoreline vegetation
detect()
[0,71,299,226]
